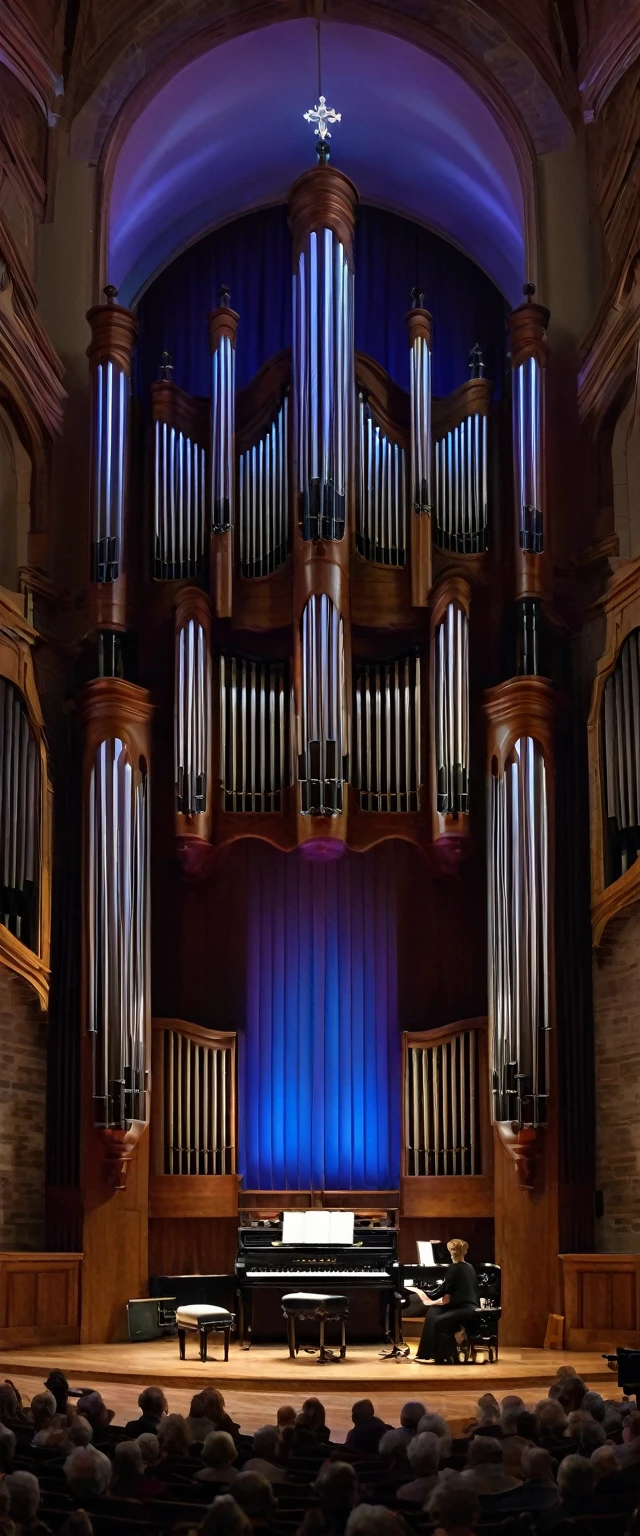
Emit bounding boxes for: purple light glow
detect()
[109,19,525,305]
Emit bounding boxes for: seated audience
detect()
[480,1446,559,1514]
[542,1452,596,1529]
[43,1373,71,1421]
[0,1427,16,1473]
[64,1447,112,1501]
[396,1403,425,1440]
[157,1412,194,1461]
[616,1407,640,1464]
[300,1399,331,1445]
[344,1508,401,1536]
[416,1413,451,1458]
[0,1387,20,1427]
[395,1431,441,1503]
[109,1440,146,1501]
[232,1471,278,1529]
[243,1426,287,1484]
[123,1386,167,1438]
[29,1395,58,1448]
[427,1476,481,1536]
[276,1407,296,1431]
[345,1401,388,1455]
[74,1393,114,1442]
[0,1483,13,1536]
[374,1432,411,1498]
[199,1388,241,1440]
[590,1443,619,1483]
[67,1418,92,1450]
[461,1435,519,1494]
[312,1462,359,1536]
[200,1494,253,1536]
[195,1431,239,1485]
[187,1392,220,1443]
[5,1472,49,1536]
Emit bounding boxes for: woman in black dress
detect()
[413,1238,478,1363]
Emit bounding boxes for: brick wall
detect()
[594,905,640,1252]
[0,968,47,1249]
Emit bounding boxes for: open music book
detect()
[282,1210,355,1245]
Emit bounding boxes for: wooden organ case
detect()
[57,149,590,1345]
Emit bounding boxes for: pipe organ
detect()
[86,286,138,627]
[404,1024,484,1176]
[603,628,640,883]
[152,1019,236,1176]
[238,397,290,577]
[0,677,39,948]
[175,617,210,817]
[153,411,207,581]
[435,602,469,815]
[357,395,407,565]
[298,593,346,816]
[292,223,354,541]
[220,655,291,812]
[353,656,421,812]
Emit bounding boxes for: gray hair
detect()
[345,1508,401,1536]
[31,1389,57,1425]
[233,1472,277,1518]
[400,1401,426,1430]
[64,1446,112,1497]
[68,1416,93,1447]
[582,1391,605,1422]
[378,1428,409,1457]
[200,1494,252,1536]
[6,1471,41,1521]
[558,1454,595,1497]
[251,1425,282,1460]
[521,1447,554,1482]
[313,1461,358,1508]
[406,1431,440,1476]
[137,1432,160,1465]
[417,1412,452,1455]
[578,1421,606,1456]
[467,1435,503,1467]
[114,1440,144,1476]
[202,1431,238,1467]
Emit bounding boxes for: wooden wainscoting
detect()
[561,1254,640,1349]
[0,1253,82,1346]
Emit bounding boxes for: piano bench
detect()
[176,1304,236,1363]
[459,1308,501,1364]
[281,1293,349,1364]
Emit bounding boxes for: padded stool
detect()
[176,1303,235,1362]
[459,1306,501,1364]
[281,1292,348,1364]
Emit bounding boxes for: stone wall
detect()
[594,904,640,1252]
[0,968,47,1249]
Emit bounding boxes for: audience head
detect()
[467,1435,502,1468]
[417,1413,452,1456]
[537,1400,567,1438]
[0,1424,16,1470]
[566,1409,593,1439]
[189,1393,212,1422]
[352,1400,375,1424]
[65,1446,112,1499]
[502,1437,527,1481]
[138,1387,168,1423]
[399,1402,426,1432]
[60,1516,94,1536]
[406,1431,440,1476]
[313,1462,358,1514]
[233,1471,277,1519]
[200,1495,253,1536]
[67,1416,93,1448]
[158,1413,193,1458]
[581,1391,605,1423]
[0,1385,18,1423]
[251,1426,282,1463]
[75,1392,114,1431]
[521,1447,554,1483]
[112,1440,144,1490]
[476,1398,500,1427]
[5,1471,41,1525]
[45,1370,70,1415]
[300,1398,326,1434]
[427,1475,480,1536]
[378,1429,409,1459]
[623,1409,640,1444]
[276,1406,296,1430]
[554,1375,587,1413]
[137,1433,160,1466]
[514,1411,538,1443]
[557,1454,595,1500]
[202,1431,238,1469]
[577,1420,606,1457]
[31,1390,57,1432]
[591,1443,618,1481]
[345,1509,399,1536]
[199,1388,227,1423]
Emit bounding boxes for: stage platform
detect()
[0,1340,617,1399]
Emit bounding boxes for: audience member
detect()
[543,1453,596,1529]
[157,1413,193,1460]
[74,1394,114,1442]
[427,1475,481,1536]
[200,1494,253,1536]
[5,1473,49,1536]
[344,1508,400,1536]
[276,1407,296,1430]
[232,1471,277,1529]
[43,1373,70,1420]
[29,1396,58,1448]
[461,1435,519,1495]
[0,1388,19,1426]
[109,1440,146,1501]
[344,1401,388,1455]
[66,1418,92,1449]
[312,1462,359,1536]
[123,1387,167,1438]
[243,1426,287,1484]
[0,1426,16,1473]
[416,1413,452,1457]
[0,1483,14,1536]
[300,1399,331,1445]
[64,1448,112,1501]
[195,1431,239,1485]
[395,1431,440,1503]
[397,1402,425,1439]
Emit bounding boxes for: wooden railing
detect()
[401,1018,492,1217]
[149,1018,238,1219]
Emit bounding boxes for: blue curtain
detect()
[134,204,507,404]
[239,843,400,1191]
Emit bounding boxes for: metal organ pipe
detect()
[353,656,421,811]
[356,394,407,565]
[292,227,354,541]
[175,619,210,815]
[513,356,543,553]
[488,736,549,1129]
[238,397,289,576]
[299,594,346,814]
[0,678,39,950]
[86,288,138,596]
[209,290,238,533]
[154,423,207,579]
[603,628,640,881]
[435,603,469,815]
[407,293,433,516]
[405,1029,482,1176]
[435,413,488,553]
[88,737,149,1129]
[220,656,290,811]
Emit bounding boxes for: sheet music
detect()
[281,1210,355,1245]
[417,1240,437,1266]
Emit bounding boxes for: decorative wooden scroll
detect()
[77,679,153,1190]
[588,556,640,945]
[149,1017,238,1219]
[0,591,52,1009]
[401,1018,493,1217]
[86,286,138,630]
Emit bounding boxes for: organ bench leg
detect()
[178,1328,186,1361]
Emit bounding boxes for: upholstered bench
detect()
[281,1292,348,1364]
[176,1303,235,1362]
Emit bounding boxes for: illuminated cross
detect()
[303,95,341,141]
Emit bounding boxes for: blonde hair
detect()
[447,1238,468,1260]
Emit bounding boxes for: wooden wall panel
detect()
[0,1253,81,1346]
[562,1254,640,1348]
[148,1218,238,1278]
[398,1216,494,1265]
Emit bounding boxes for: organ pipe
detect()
[434,353,490,554]
[406,293,433,604]
[435,602,469,816]
[219,655,291,811]
[603,628,640,882]
[353,656,421,810]
[507,285,550,594]
[405,1028,482,1176]
[209,288,238,532]
[175,618,210,817]
[152,371,208,579]
[0,677,39,950]
[298,593,346,815]
[86,286,138,626]
[488,734,550,1129]
[289,164,358,541]
[356,394,407,565]
[238,397,290,576]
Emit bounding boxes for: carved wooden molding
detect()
[208,302,240,353]
[150,380,208,442]
[484,675,562,769]
[587,555,640,945]
[433,376,493,439]
[496,1122,544,1192]
[236,348,290,449]
[288,164,358,266]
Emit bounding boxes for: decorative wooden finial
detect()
[469,343,485,378]
[217,285,230,307]
[523,282,536,302]
[411,286,425,309]
[103,284,118,305]
[158,351,173,380]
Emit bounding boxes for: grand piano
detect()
[236,1216,401,1346]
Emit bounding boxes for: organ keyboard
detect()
[235,1220,400,1346]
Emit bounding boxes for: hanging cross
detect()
[303,95,341,141]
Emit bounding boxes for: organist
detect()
[412,1238,478,1364]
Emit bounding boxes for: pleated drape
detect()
[240,844,399,1190]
